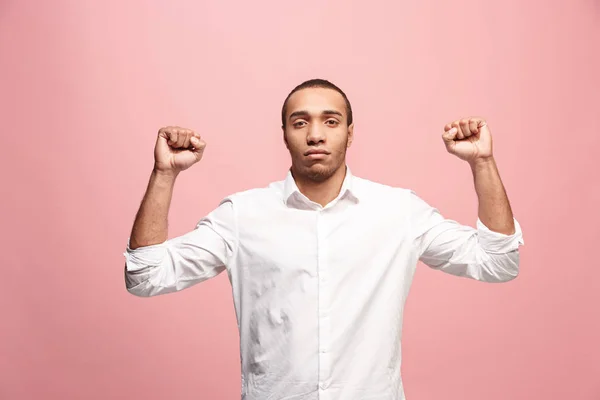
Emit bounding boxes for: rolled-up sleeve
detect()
[124,198,237,297]
[410,190,524,283]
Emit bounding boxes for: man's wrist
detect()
[152,167,179,180]
[469,156,496,170]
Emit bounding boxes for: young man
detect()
[124,79,524,400]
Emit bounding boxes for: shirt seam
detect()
[230,196,240,269]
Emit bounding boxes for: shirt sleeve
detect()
[409,190,524,283]
[123,198,237,297]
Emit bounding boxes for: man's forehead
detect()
[286,87,346,115]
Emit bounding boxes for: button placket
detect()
[316,210,331,396]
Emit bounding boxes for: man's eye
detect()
[326,120,339,126]
[293,121,306,128]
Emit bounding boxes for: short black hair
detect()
[281,78,353,128]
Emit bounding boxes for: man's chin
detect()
[303,163,335,182]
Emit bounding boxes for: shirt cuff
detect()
[476,217,524,254]
[123,238,167,271]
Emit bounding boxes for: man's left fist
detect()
[442,116,493,163]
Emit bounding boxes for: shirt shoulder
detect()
[221,178,285,204]
[352,175,412,203]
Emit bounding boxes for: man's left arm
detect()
[470,156,515,235]
[412,117,524,283]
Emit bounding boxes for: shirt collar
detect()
[282,165,359,206]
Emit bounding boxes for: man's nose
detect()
[307,124,326,144]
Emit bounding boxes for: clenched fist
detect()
[442,117,493,163]
[154,126,206,174]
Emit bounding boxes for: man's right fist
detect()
[154,126,206,174]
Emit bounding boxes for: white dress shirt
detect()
[124,166,524,400]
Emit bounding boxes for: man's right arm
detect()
[123,127,236,297]
[124,194,237,297]
[129,169,178,250]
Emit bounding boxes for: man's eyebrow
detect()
[289,110,310,120]
[321,110,343,118]
[288,110,344,120]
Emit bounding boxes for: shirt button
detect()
[319,382,327,390]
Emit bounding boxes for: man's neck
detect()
[292,165,347,208]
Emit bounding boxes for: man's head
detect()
[281,79,354,183]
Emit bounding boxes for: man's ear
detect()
[282,125,289,149]
[347,123,354,148]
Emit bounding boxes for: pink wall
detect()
[1,1,599,399]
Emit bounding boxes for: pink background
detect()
[2,1,599,399]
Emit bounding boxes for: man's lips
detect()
[304,149,330,156]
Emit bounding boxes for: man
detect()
[124,79,524,399]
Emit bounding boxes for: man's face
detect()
[282,87,354,182]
